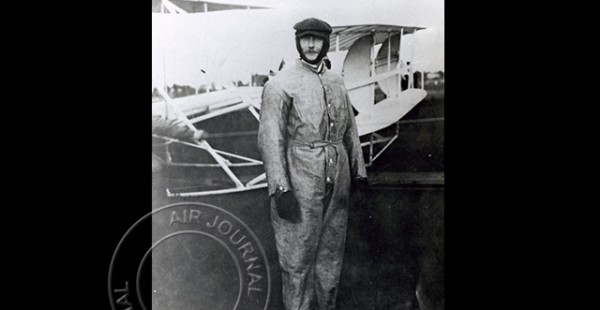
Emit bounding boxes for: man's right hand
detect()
[274,190,301,223]
[193,129,209,141]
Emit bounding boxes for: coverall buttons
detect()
[330,122,334,127]
[326,177,331,182]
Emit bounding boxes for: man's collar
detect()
[298,59,325,74]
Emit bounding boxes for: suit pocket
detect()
[289,146,321,199]
[292,92,324,127]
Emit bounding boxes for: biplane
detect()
[152,4,429,197]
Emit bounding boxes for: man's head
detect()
[293,18,332,65]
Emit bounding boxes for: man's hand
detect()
[193,129,209,141]
[353,177,370,192]
[352,177,372,205]
[274,190,301,223]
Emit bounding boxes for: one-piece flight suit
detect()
[258,59,367,310]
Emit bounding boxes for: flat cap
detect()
[293,18,332,39]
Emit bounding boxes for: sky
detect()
[152,0,444,89]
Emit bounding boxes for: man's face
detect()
[299,35,324,62]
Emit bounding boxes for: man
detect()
[257,17,368,310]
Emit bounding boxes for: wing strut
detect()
[156,88,244,189]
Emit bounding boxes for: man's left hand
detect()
[352,177,372,204]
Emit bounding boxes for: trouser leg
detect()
[314,163,350,309]
[271,182,324,310]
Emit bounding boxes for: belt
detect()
[289,139,343,149]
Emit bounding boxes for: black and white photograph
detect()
[113,1,444,309]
